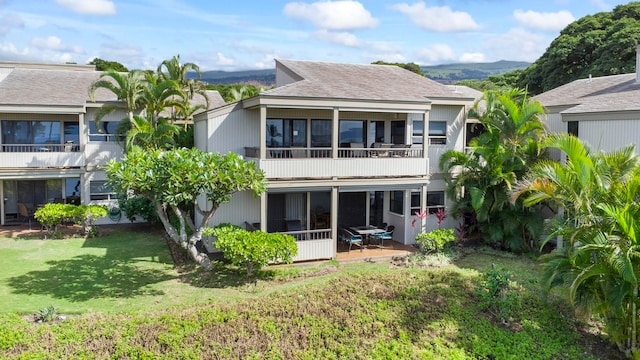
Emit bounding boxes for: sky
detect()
[0,0,633,71]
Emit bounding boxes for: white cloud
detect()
[414,43,457,64]
[0,42,31,61]
[513,10,574,32]
[30,36,84,54]
[591,0,612,11]
[0,13,24,36]
[254,54,278,69]
[214,52,235,66]
[283,1,378,30]
[314,29,360,47]
[55,0,116,15]
[485,28,548,62]
[459,52,485,63]
[391,1,481,32]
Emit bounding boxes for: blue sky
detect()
[0,0,631,71]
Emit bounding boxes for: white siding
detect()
[580,119,640,153]
[260,157,428,179]
[428,105,465,175]
[208,106,259,155]
[208,190,261,228]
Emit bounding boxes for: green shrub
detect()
[34,203,107,238]
[475,265,522,322]
[117,194,158,223]
[36,305,58,322]
[207,225,298,277]
[415,228,456,254]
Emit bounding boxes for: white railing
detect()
[244,146,423,159]
[283,228,332,241]
[1,143,81,152]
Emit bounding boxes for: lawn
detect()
[0,228,625,359]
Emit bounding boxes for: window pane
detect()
[311,119,331,147]
[466,122,485,147]
[89,121,121,142]
[426,191,445,214]
[568,121,578,137]
[90,180,115,201]
[411,191,421,208]
[390,190,404,215]
[64,122,80,144]
[428,121,446,136]
[412,120,423,144]
[292,119,306,147]
[339,120,365,146]
[391,121,405,144]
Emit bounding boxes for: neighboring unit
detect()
[0,62,223,226]
[535,45,640,154]
[195,59,481,262]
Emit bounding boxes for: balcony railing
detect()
[283,228,332,241]
[1,143,81,152]
[244,146,424,159]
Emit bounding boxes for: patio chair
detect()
[17,203,33,223]
[372,225,394,248]
[339,228,363,252]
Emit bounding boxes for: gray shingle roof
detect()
[0,67,115,107]
[534,73,640,113]
[263,59,473,102]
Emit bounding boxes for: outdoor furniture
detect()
[372,225,395,248]
[350,225,386,246]
[349,142,367,158]
[339,228,363,252]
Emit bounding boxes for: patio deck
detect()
[336,240,417,262]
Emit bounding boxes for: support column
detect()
[259,105,267,159]
[422,111,429,159]
[331,186,338,258]
[421,183,428,234]
[0,180,4,226]
[332,108,339,159]
[260,192,267,232]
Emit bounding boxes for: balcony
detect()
[244,146,428,179]
[0,144,84,168]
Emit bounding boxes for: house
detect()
[0,61,224,225]
[194,59,481,262]
[535,45,640,154]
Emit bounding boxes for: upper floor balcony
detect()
[0,143,85,168]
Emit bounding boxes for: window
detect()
[2,120,62,144]
[311,119,331,147]
[412,120,423,145]
[568,121,578,137]
[428,121,447,145]
[266,119,306,147]
[389,191,404,215]
[391,121,405,144]
[89,180,116,201]
[426,191,445,214]
[411,191,421,215]
[339,120,365,146]
[89,121,123,142]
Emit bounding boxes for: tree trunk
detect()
[155,202,212,271]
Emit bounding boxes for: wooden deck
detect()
[336,240,417,262]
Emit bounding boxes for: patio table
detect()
[350,225,385,245]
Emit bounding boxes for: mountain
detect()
[194,60,531,86]
[420,60,531,84]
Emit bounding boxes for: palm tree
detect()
[440,88,547,251]
[513,133,640,357]
[89,70,146,126]
[157,55,209,114]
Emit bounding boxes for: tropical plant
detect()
[89,70,147,126]
[440,88,547,251]
[206,225,298,277]
[105,148,266,270]
[513,133,640,358]
[415,228,456,254]
[475,265,522,322]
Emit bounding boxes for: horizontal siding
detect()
[294,239,334,261]
[580,119,640,153]
[0,152,84,168]
[85,143,122,167]
[260,157,428,179]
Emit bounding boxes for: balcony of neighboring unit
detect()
[0,143,85,168]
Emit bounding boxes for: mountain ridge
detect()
[196,60,530,86]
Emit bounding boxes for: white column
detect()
[331,186,338,258]
[260,192,267,232]
[0,180,4,226]
[421,183,428,234]
[423,111,429,159]
[259,106,267,159]
[332,108,339,159]
[78,113,86,149]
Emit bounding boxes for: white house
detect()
[0,61,224,225]
[194,59,480,261]
[535,45,640,154]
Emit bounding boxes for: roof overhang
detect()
[0,168,84,179]
[0,104,84,114]
[266,176,429,190]
[560,109,640,122]
[242,95,432,113]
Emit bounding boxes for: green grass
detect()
[0,231,624,359]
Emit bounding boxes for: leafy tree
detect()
[440,88,547,251]
[157,54,209,123]
[88,58,128,72]
[371,60,424,75]
[105,148,266,270]
[89,70,147,126]
[456,69,523,91]
[513,134,640,358]
[517,2,640,94]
